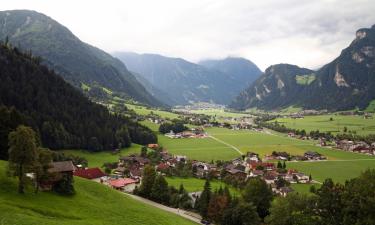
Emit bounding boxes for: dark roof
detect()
[227,168,246,175]
[49,161,75,173]
[280,186,294,193]
[74,168,106,179]
[130,168,142,177]
[120,156,150,164]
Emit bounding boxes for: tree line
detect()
[0,42,157,160]
[8,125,74,195]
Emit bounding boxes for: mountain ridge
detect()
[0,10,163,106]
[114,52,262,106]
[230,24,375,111]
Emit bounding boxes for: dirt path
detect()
[209,135,243,155]
[124,193,203,224]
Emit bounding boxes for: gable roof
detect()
[48,161,75,173]
[74,168,106,179]
[109,178,137,188]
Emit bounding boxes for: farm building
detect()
[74,167,106,181]
[108,178,138,192]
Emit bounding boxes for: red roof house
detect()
[73,168,106,180]
[148,144,159,149]
[109,178,137,189]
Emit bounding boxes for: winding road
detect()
[124,193,203,224]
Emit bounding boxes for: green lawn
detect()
[272,114,375,135]
[140,120,160,132]
[290,183,320,194]
[0,161,196,225]
[62,144,142,168]
[165,177,240,196]
[158,134,241,162]
[287,159,375,183]
[126,104,180,119]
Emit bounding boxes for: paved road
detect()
[124,193,203,224]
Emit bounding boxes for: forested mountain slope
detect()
[114,52,260,105]
[199,57,262,87]
[0,10,162,106]
[0,43,156,159]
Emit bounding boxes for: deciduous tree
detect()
[8,125,38,193]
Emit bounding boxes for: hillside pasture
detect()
[126,104,180,119]
[0,161,197,225]
[62,144,142,168]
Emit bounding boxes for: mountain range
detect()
[113,52,262,106]
[231,24,375,111]
[0,42,156,159]
[0,10,162,106]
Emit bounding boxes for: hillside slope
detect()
[0,43,156,158]
[0,161,196,225]
[0,10,162,106]
[230,64,313,110]
[199,57,262,87]
[114,52,257,105]
[231,24,375,111]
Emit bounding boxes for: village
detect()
[64,143,325,200]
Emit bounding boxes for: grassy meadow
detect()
[189,108,249,118]
[159,134,241,162]
[0,161,196,225]
[165,177,240,196]
[287,159,375,183]
[271,114,375,135]
[62,144,142,168]
[126,104,180,119]
[63,109,375,186]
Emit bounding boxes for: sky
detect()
[1,0,375,70]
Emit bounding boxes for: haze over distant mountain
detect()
[114,52,261,105]
[231,24,375,111]
[199,57,262,87]
[0,10,162,106]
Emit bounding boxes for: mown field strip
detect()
[209,135,243,155]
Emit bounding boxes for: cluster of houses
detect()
[65,144,318,198]
[165,128,208,139]
[264,151,326,161]
[336,140,375,155]
[189,152,313,196]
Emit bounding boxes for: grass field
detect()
[189,109,249,119]
[207,127,354,159]
[272,114,375,135]
[205,127,375,183]
[140,120,160,132]
[159,135,241,162]
[165,177,240,196]
[62,144,142,168]
[365,100,375,112]
[126,104,180,119]
[287,159,375,183]
[290,183,320,194]
[0,161,196,225]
